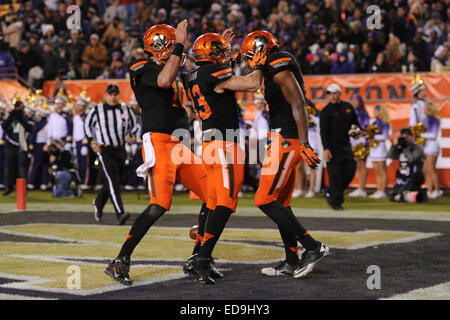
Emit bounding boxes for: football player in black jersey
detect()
[105,21,214,286]
[183,32,265,284]
[241,30,329,279]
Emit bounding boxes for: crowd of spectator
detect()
[1,0,449,89]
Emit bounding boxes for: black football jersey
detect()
[262,51,306,139]
[184,63,240,136]
[128,59,187,135]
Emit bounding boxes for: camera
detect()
[397,137,407,148]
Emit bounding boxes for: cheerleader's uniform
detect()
[422,115,440,156]
[368,118,390,162]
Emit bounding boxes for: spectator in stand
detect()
[431,42,450,72]
[384,35,402,73]
[65,30,86,79]
[135,0,152,27]
[407,2,425,42]
[110,56,127,79]
[0,40,15,79]
[86,7,102,30]
[81,33,107,79]
[17,41,44,88]
[370,52,390,73]
[42,42,60,81]
[28,33,42,53]
[422,101,442,199]
[122,0,139,27]
[102,17,125,46]
[1,14,23,50]
[331,51,355,74]
[40,24,60,49]
[107,38,123,64]
[103,0,128,25]
[357,42,375,73]
[368,104,391,199]
[403,49,427,72]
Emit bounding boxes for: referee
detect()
[84,84,138,224]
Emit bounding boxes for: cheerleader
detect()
[368,104,390,199]
[293,98,318,198]
[422,101,442,199]
[349,94,370,197]
[305,100,320,198]
[409,78,427,127]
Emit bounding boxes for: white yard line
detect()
[381,282,450,300]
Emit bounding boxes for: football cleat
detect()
[294,242,329,279]
[184,255,223,280]
[184,255,215,285]
[117,212,131,225]
[92,200,102,222]
[105,256,132,286]
[261,260,299,277]
[209,257,224,279]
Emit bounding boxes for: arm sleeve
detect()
[373,123,389,141]
[126,106,138,136]
[200,64,233,93]
[319,108,331,150]
[83,106,97,143]
[129,60,159,88]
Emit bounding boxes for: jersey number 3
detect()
[187,84,212,120]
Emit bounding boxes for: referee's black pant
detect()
[95,146,126,216]
[326,157,356,208]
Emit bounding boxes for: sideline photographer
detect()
[1,100,34,196]
[47,139,80,198]
[388,128,426,203]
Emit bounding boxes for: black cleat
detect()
[209,257,223,279]
[324,191,343,210]
[93,200,102,222]
[184,255,215,285]
[184,255,223,280]
[261,260,299,277]
[294,242,329,278]
[117,212,131,225]
[105,256,132,286]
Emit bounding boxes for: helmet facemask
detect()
[150,33,173,60]
[210,41,232,65]
[243,36,268,62]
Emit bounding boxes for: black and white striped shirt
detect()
[84,103,138,148]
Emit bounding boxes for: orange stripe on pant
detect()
[143,132,208,210]
[202,140,245,212]
[255,133,302,207]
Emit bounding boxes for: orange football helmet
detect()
[193,33,232,65]
[143,24,176,60]
[241,30,278,62]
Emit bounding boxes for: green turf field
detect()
[1,190,449,213]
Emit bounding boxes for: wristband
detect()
[172,43,184,58]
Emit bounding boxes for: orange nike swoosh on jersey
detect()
[211,68,232,77]
[130,60,148,71]
[269,57,291,66]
